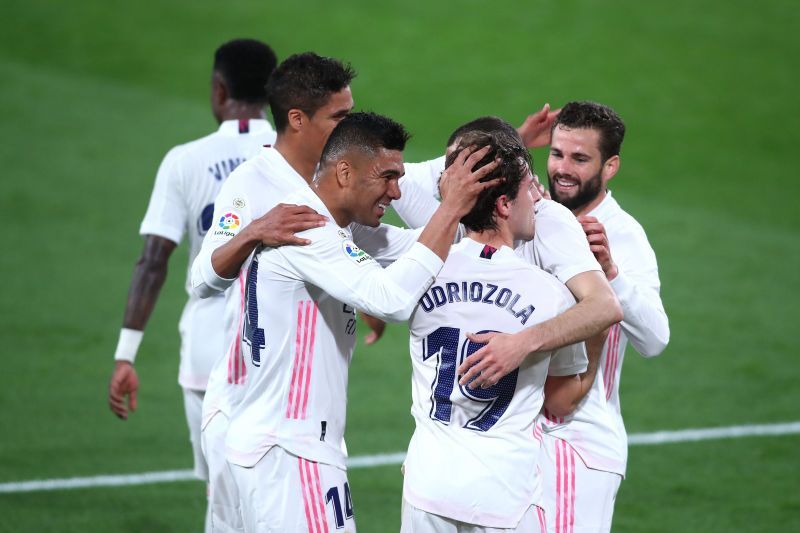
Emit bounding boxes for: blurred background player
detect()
[106,38,281,531]
[403,130,602,532]
[538,101,670,532]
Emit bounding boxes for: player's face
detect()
[305,86,354,159]
[508,169,539,242]
[349,148,405,227]
[547,125,604,211]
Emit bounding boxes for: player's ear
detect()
[211,71,227,106]
[495,194,512,218]
[335,160,352,187]
[602,155,620,183]
[287,109,304,133]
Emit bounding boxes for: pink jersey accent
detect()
[287,301,319,420]
[312,462,329,533]
[227,274,248,384]
[604,324,622,401]
[301,305,319,419]
[556,439,577,533]
[299,457,316,533]
[537,506,546,532]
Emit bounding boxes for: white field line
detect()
[1,421,799,494]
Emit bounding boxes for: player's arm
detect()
[191,203,327,298]
[578,215,669,357]
[108,235,176,420]
[284,147,499,321]
[543,328,607,418]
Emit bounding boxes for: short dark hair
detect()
[266,52,356,132]
[213,39,278,104]
[320,112,410,167]
[446,116,522,148]
[446,131,532,232]
[552,101,626,162]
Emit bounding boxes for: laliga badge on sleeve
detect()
[212,210,242,238]
[342,240,372,265]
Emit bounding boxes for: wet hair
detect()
[213,39,278,104]
[552,101,626,162]
[266,52,356,132]
[320,112,410,166]
[445,130,532,232]
[446,115,522,148]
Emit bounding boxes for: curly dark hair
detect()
[266,52,356,132]
[552,101,626,162]
[446,131,532,232]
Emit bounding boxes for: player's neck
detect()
[571,189,607,217]
[465,228,512,250]
[218,101,266,123]
[311,178,351,228]
[273,136,317,183]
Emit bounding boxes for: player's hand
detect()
[577,216,618,281]
[439,145,502,217]
[109,361,139,420]
[457,331,530,389]
[359,312,386,345]
[517,103,561,149]
[247,204,328,247]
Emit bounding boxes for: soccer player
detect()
[222,111,497,532]
[387,116,623,386]
[538,101,670,532]
[106,39,323,531]
[190,52,356,532]
[402,130,600,532]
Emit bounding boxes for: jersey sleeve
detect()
[139,147,189,244]
[546,277,589,375]
[190,176,255,297]
[394,156,445,229]
[349,223,423,267]
[609,223,670,357]
[518,199,601,283]
[547,342,588,377]
[279,225,443,322]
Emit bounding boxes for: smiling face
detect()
[547,125,616,214]
[347,147,405,227]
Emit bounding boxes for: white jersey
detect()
[539,191,669,476]
[394,157,601,282]
[193,147,425,430]
[139,119,276,389]
[193,146,310,429]
[224,185,442,470]
[404,238,587,528]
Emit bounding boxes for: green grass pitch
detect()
[1,0,799,531]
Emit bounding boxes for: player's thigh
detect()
[203,412,243,532]
[233,447,356,533]
[538,436,620,533]
[183,387,209,480]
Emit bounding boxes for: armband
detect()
[114,328,144,363]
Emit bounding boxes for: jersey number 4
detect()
[423,327,518,432]
[243,255,266,366]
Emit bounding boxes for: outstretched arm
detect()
[457,270,622,388]
[108,235,176,420]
